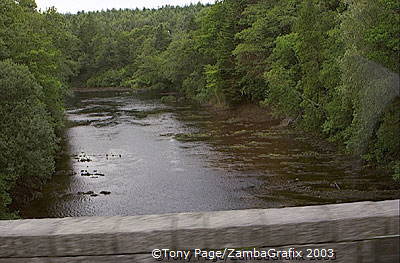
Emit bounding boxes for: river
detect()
[21,90,400,218]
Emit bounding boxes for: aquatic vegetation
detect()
[174,133,211,142]
[254,131,275,138]
[257,153,286,159]
[292,151,321,158]
[232,130,248,136]
[230,144,248,150]
[160,95,176,104]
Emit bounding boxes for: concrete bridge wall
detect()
[0,200,399,262]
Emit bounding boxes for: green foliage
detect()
[182,70,206,99]
[196,0,247,103]
[264,33,302,117]
[295,0,328,130]
[234,0,300,101]
[0,60,57,219]
[339,0,400,162]
[69,5,205,92]
[87,68,128,88]
[364,99,400,165]
[162,34,204,93]
[0,0,74,218]
[0,0,78,130]
[200,64,226,105]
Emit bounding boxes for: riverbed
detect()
[21,90,400,218]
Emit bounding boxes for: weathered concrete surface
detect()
[0,200,398,262]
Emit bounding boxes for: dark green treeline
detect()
[0,0,399,218]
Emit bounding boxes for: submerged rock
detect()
[78,191,96,195]
[76,152,92,162]
[100,191,111,195]
[81,171,91,176]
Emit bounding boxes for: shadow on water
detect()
[20,90,400,218]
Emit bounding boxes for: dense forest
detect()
[0,0,399,218]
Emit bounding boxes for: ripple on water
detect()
[20,91,400,218]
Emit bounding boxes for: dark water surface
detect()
[21,90,400,218]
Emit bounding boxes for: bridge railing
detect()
[0,200,399,262]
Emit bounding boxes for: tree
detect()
[0,60,57,218]
[234,0,300,101]
[264,33,302,117]
[0,0,76,130]
[340,0,400,169]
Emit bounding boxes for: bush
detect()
[0,60,57,219]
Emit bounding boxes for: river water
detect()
[21,90,399,218]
